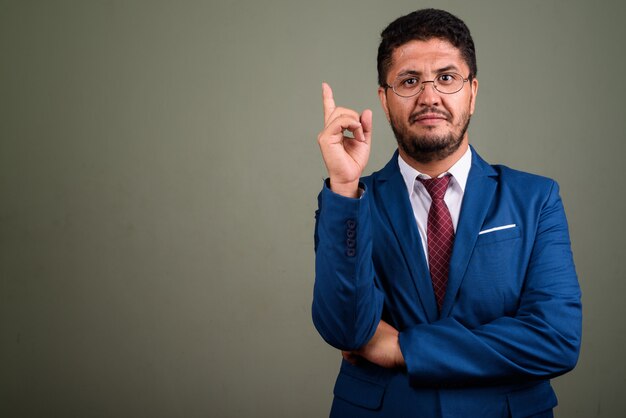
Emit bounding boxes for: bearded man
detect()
[313,8,581,418]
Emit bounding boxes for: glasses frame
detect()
[386,72,471,98]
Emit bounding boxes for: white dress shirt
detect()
[398,147,472,262]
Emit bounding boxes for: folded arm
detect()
[313,179,581,385]
[398,181,582,385]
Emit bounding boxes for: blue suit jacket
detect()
[312,148,582,418]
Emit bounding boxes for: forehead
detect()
[389,38,467,75]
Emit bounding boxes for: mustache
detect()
[410,108,451,122]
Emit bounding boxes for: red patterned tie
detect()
[419,175,454,310]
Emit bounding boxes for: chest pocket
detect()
[470,225,522,275]
[475,225,521,246]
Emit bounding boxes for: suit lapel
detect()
[440,149,498,317]
[376,154,439,323]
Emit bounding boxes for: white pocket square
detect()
[479,224,517,235]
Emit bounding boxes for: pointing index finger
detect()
[322,82,336,124]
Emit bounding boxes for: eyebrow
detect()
[396,65,461,77]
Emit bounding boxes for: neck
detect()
[399,140,469,178]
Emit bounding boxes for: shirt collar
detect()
[398,146,472,196]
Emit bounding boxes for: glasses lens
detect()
[435,73,464,94]
[393,75,421,97]
[392,73,466,97]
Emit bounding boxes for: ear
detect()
[378,86,391,122]
[469,78,478,115]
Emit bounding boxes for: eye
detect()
[437,73,457,85]
[399,76,419,88]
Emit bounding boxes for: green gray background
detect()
[1,0,624,417]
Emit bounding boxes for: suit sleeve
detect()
[312,181,384,351]
[399,180,582,385]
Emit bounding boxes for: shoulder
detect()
[488,164,563,215]
[471,147,558,195]
[360,152,402,189]
[492,164,556,189]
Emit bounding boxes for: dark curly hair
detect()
[377,9,477,87]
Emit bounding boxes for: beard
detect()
[390,107,471,164]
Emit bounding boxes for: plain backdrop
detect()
[1,1,625,417]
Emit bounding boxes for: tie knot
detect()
[418,175,451,200]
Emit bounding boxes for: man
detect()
[312,8,581,418]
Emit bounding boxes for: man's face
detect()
[378,38,478,164]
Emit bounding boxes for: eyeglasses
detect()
[386,72,470,98]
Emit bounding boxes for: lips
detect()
[410,110,450,124]
[416,114,446,121]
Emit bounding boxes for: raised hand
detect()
[317,83,372,198]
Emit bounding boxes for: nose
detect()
[417,81,440,106]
